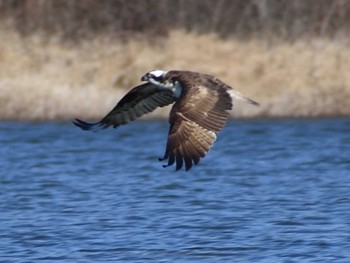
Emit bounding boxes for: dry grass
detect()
[1,29,349,120]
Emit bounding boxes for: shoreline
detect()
[1,30,349,120]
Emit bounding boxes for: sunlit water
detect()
[0,119,349,262]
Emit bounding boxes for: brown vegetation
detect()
[0,1,349,120]
[1,0,349,40]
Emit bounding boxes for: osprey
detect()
[73,70,259,171]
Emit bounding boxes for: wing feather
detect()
[161,118,218,171]
[160,81,232,171]
[73,83,176,131]
[176,147,184,171]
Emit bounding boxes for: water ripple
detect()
[0,119,349,262]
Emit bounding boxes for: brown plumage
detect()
[73,70,259,171]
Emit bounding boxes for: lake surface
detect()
[0,118,349,262]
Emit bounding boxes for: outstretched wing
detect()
[160,84,232,171]
[73,83,176,131]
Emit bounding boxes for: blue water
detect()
[0,118,349,262]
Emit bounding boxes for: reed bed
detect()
[1,30,349,120]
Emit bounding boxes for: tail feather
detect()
[228,89,260,106]
[243,96,260,106]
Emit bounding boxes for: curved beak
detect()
[141,74,148,82]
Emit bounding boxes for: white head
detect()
[141,70,168,82]
[141,69,182,98]
[149,70,167,78]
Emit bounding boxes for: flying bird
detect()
[73,70,259,171]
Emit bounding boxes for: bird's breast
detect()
[172,81,182,99]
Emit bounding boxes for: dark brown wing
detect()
[160,84,232,171]
[73,83,176,131]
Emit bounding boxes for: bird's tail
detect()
[228,89,260,106]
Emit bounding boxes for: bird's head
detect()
[141,69,181,97]
[141,70,168,85]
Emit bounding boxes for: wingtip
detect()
[72,118,101,131]
[72,118,83,126]
[72,118,84,129]
[161,161,184,171]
